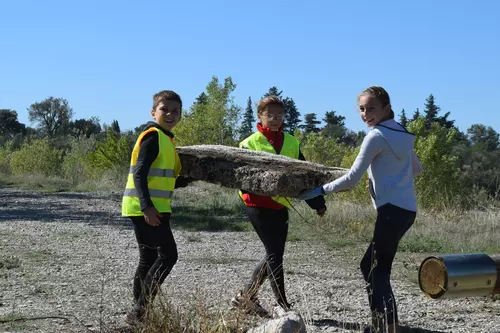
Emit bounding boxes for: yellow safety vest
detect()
[239,131,300,208]
[122,127,181,216]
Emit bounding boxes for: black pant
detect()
[243,206,290,308]
[360,204,416,327]
[130,214,178,309]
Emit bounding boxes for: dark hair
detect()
[359,86,394,119]
[257,96,285,114]
[153,90,183,110]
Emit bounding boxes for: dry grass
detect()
[127,292,253,333]
[286,196,500,254]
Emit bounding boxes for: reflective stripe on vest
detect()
[238,131,300,208]
[128,166,176,178]
[123,188,173,199]
[121,127,179,216]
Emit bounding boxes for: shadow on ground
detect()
[312,319,446,333]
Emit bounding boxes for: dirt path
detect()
[1,186,499,333]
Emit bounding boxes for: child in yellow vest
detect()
[232,96,327,318]
[122,90,189,324]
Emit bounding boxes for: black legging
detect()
[243,206,290,308]
[130,213,178,309]
[360,204,416,327]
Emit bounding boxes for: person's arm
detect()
[133,132,159,211]
[323,133,383,195]
[411,151,423,177]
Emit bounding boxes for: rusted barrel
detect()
[418,253,500,299]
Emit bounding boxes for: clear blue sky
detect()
[1,0,499,134]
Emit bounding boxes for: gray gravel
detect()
[1,186,500,333]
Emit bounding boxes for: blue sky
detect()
[1,0,499,134]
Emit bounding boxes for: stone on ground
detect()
[247,311,307,333]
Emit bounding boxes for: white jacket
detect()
[322,119,422,212]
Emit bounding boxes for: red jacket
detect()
[241,124,287,210]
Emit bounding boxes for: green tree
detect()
[70,117,101,138]
[10,138,63,176]
[412,108,421,121]
[134,122,150,135]
[239,97,255,140]
[174,76,241,146]
[298,130,348,167]
[301,113,321,133]
[436,111,455,129]
[408,118,462,209]
[110,119,121,134]
[263,86,283,98]
[194,92,208,106]
[28,97,73,137]
[424,94,440,128]
[322,110,346,138]
[399,109,408,128]
[283,97,301,134]
[0,109,26,140]
[323,110,345,127]
[86,130,133,176]
[467,124,499,152]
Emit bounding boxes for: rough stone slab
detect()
[177,145,347,197]
[247,311,307,333]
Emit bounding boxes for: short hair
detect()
[153,90,182,110]
[358,86,394,119]
[257,96,285,114]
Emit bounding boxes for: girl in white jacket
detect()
[303,86,422,333]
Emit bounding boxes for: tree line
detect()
[1,75,499,209]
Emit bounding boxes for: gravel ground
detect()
[1,186,500,333]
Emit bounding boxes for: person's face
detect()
[152,100,181,131]
[358,94,391,127]
[258,104,285,131]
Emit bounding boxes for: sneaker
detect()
[231,291,270,318]
[124,306,145,326]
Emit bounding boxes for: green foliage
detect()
[263,86,283,97]
[174,76,241,146]
[467,124,499,152]
[28,97,73,137]
[298,130,370,204]
[239,96,255,141]
[69,117,101,138]
[399,109,408,128]
[0,144,12,174]
[9,138,63,176]
[424,94,454,129]
[86,131,133,178]
[62,136,98,183]
[298,131,348,167]
[0,109,26,139]
[408,117,462,209]
[283,97,301,134]
[300,113,321,133]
